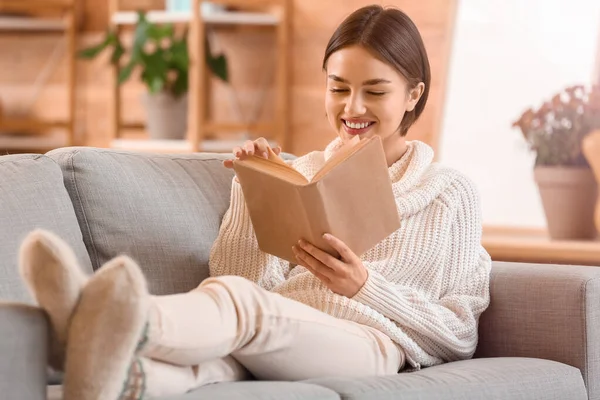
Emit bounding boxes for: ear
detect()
[406,82,425,112]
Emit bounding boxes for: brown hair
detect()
[322,5,431,136]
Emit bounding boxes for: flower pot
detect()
[141,91,188,140]
[583,129,600,234]
[534,166,597,240]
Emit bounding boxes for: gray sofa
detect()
[1,146,599,400]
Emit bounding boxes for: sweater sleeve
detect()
[208,177,290,291]
[352,176,492,362]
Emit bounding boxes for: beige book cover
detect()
[232,136,400,263]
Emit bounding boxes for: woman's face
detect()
[324,45,423,145]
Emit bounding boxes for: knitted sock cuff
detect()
[119,358,146,400]
[135,321,150,353]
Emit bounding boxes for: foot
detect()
[63,255,150,400]
[19,229,89,370]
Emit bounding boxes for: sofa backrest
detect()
[47,147,235,295]
[0,154,93,303]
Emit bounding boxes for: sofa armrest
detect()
[475,261,600,400]
[0,302,48,400]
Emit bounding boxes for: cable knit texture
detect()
[209,138,492,370]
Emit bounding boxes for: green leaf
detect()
[147,23,174,42]
[172,70,188,97]
[169,38,189,72]
[136,9,148,26]
[141,67,165,93]
[204,36,228,82]
[77,30,115,59]
[80,11,223,97]
[131,11,150,62]
[140,50,169,93]
[208,54,228,82]
[149,75,164,93]
[143,50,169,77]
[110,37,125,64]
[78,44,106,59]
[118,60,136,84]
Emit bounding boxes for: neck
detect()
[383,135,408,167]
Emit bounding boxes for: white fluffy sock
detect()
[19,228,89,370]
[63,255,150,400]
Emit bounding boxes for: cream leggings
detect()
[138,275,405,397]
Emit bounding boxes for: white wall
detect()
[439,0,600,228]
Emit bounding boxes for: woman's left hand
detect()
[292,233,368,298]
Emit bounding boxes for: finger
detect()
[295,257,331,284]
[232,147,243,158]
[223,160,234,169]
[323,234,357,262]
[273,146,282,155]
[254,137,270,157]
[293,245,335,278]
[304,264,332,284]
[243,140,255,155]
[298,239,342,270]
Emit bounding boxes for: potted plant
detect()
[79,11,228,140]
[582,86,600,233]
[513,85,600,239]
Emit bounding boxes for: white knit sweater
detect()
[209,138,492,370]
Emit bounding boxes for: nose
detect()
[344,92,366,115]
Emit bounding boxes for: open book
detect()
[232,135,401,263]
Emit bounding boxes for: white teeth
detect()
[345,120,371,129]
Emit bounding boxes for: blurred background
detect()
[1,0,599,262]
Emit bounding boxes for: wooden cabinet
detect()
[0,0,78,151]
[108,0,290,153]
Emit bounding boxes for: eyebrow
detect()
[328,74,391,86]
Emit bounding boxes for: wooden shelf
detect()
[482,226,600,266]
[0,118,69,134]
[0,0,73,13]
[108,0,290,153]
[111,10,279,26]
[0,134,67,150]
[0,0,77,149]
[0,16,66,31]
[111,138,278,153]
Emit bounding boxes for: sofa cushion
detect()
[476,261,600,400]
[48,381,340,400]
[158,381,339,400]
[306,358,587,400]
[0,154,93,303]
[47,148,235,295]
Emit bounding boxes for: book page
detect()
[317,136,400,258]
[237,172,314,263]
[311,136,371,182]
[235,155,309,185]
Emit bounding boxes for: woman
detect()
[19,5,491,399]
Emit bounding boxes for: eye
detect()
[329,88,348,93]
[367,91,386,96]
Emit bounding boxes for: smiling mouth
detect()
[342,119,375,135]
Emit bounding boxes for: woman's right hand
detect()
[223,137,282,169]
